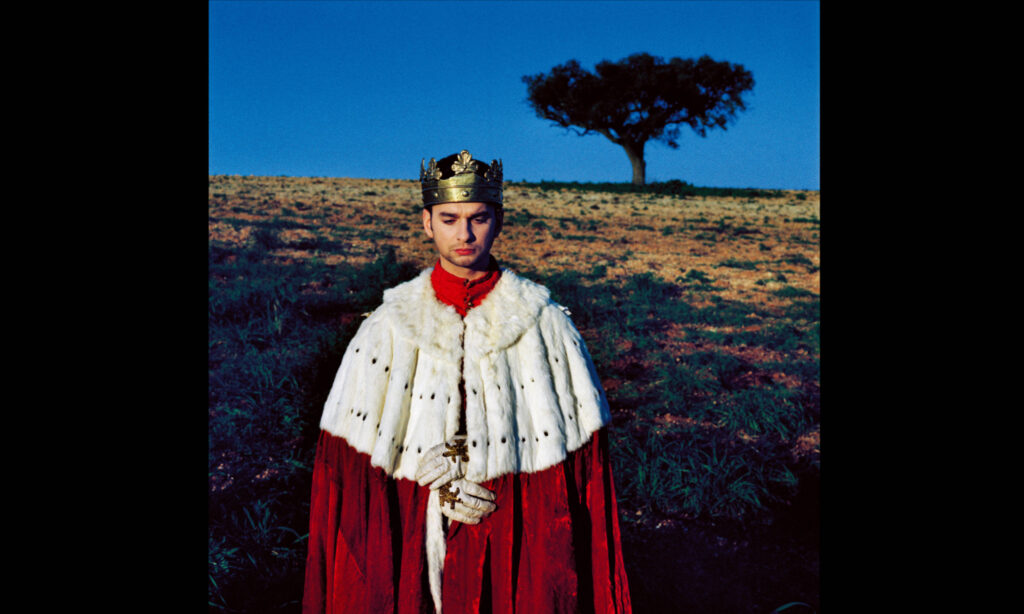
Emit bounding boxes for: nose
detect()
[457,219,475,243]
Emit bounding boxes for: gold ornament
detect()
[438,483,462,509]
[420,157,442,182]
[420,149,503,207]
[442,438,470,463]
[450,150,478,175]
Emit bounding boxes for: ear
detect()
[422,207,434,239]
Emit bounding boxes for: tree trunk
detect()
[622,141,646,185]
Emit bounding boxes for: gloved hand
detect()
[415,437,468,490]
[437,478,497,525]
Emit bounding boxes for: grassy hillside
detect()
[208,175,820,613]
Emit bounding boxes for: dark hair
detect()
[434,152,492,180]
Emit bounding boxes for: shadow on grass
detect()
[209,246,819,613]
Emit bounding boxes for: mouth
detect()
[454,248,475,255]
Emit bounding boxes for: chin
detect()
[448,253,483,268]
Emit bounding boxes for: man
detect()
[303,150,632,613]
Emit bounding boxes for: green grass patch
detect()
[209,244,420,611]
[773,285,817,299]
[219,216,316,231]
[718,258,760,270]
[779,253,816,270]
[550,231,602,242]
[610,425,800,521]
[677,268,714,286]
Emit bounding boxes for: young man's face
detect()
[423,201,503,278]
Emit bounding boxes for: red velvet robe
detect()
[303,260,632,613]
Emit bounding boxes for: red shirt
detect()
[429,257,502,317]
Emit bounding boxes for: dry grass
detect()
[208,175,819,314]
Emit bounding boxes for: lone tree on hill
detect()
[522,52,754,185]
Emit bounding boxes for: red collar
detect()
[430,258,502,317]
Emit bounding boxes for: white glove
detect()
[437,478,497,525]
[415,437,468,490]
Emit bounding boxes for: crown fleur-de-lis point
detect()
[421,157,442,182]
[485,159,503,183]
[451,150,478,175]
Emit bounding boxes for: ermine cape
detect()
[303,265,632,613]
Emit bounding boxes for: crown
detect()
[420,149,503,207]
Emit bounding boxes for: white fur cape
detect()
[319,266,611,482]
[317,266,612,612]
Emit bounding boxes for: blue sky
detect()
[209,1,819,189]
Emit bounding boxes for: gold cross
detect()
[438,483,461,510]
[442,439,469,463]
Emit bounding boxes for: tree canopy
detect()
[522,53,754,185]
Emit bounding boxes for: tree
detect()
[522,53,754,185]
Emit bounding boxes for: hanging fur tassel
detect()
[426,488,447,613]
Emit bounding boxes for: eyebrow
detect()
[438,210,491,219]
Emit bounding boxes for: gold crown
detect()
[420,149,503,207]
